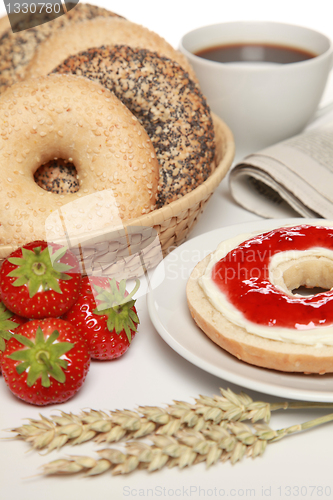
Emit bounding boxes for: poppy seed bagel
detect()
[54,45,215,207]
[34,160,79,194]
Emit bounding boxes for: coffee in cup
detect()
[180,21,333,153]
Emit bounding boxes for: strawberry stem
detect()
[32,261,47,276]
[123,279,140,304]
[6,327,74,387]
[36,351,53,371]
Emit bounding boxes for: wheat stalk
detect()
[8,388,333,453]
[39,412,333,476]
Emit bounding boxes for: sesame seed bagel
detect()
[0,3,123,93]
[24,17,197,83]
[0,74,159,248]
[54,45,215,207]
[0,14,10,37]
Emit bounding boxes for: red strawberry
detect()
[0,301,27,369]
[1,318,90,405]
[0,240,82,318]
[63,276,140,360]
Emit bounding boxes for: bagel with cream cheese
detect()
[186,223,333,374]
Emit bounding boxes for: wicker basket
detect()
[0,114,235,278]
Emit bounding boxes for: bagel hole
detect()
[34,159,79,194]
[292,286,331,296]
[283,259,333,296]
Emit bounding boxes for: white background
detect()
[1,1,333,500]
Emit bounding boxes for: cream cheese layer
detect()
[199,229,333,347]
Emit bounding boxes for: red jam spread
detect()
[211,225,333,329]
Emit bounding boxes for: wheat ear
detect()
[8,388,333,453]
[40,412,333,476]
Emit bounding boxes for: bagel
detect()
[54,45,215,207]
[24,17,197,83]
[186,223,333,374]
[0,14,10,37]
[0,3,123,93]
[0,73,159,248]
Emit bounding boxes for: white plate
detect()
[147,218,333,402]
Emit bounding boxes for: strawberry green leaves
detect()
[2,318,91,405]
[93,279,140,342]
[0,241,82,318]
[63,277,140,360]
[0,301,21,352]
[7,327,74,387]
[7,244,73,298]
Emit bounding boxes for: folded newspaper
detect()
[229,118,333,219]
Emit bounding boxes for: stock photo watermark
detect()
[122,484,333,498]
[3,0,79,32]
[165,245,275,283]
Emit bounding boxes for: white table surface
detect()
[1,1,333,499]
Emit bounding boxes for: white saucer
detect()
[147,218,333,402]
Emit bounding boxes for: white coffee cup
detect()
[179,21,333,153]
